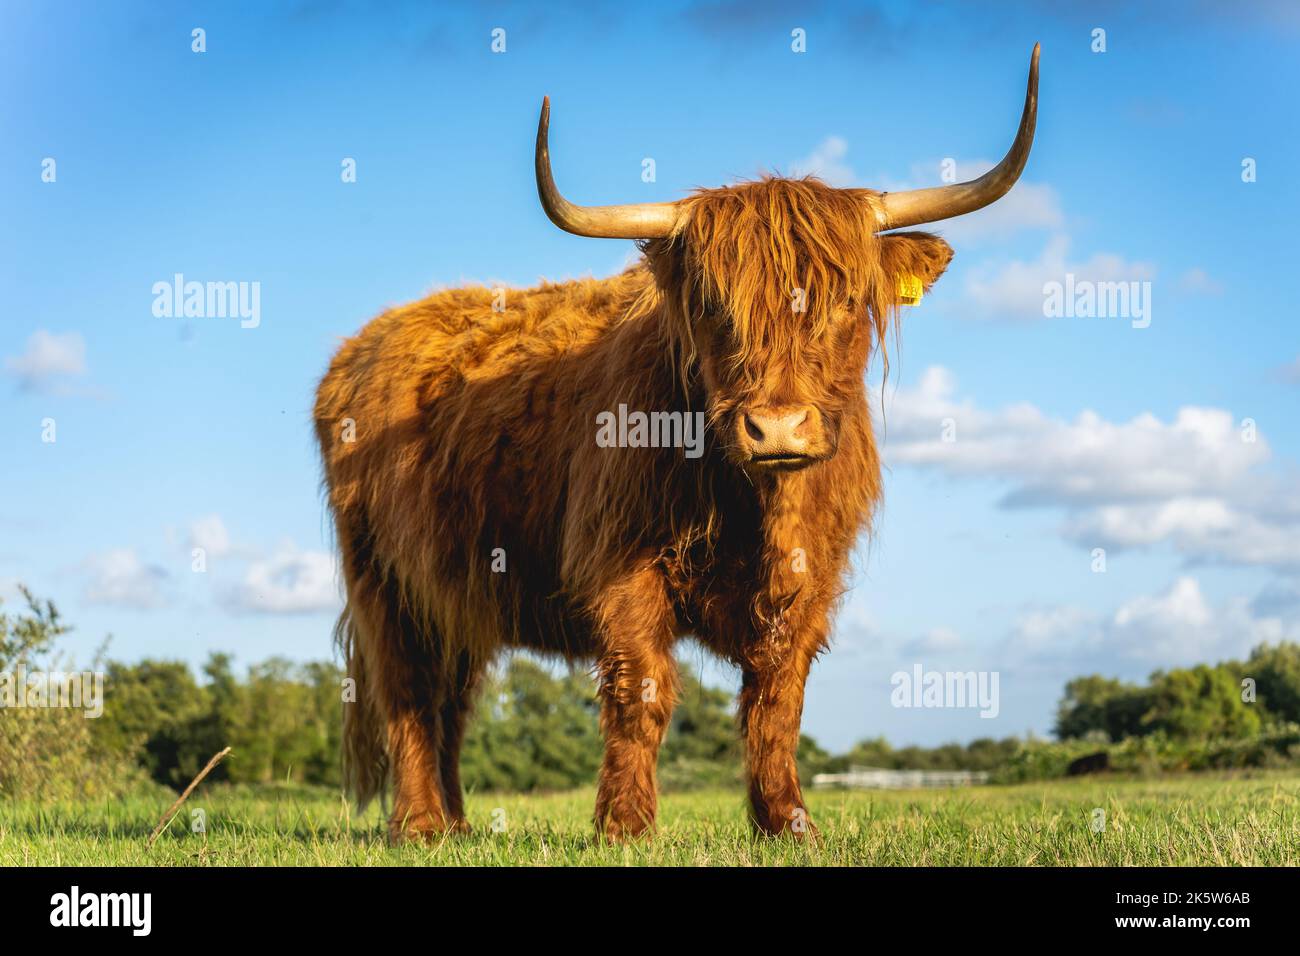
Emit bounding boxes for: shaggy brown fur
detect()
[314,177,953,842]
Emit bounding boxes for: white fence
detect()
[812,766,990,790]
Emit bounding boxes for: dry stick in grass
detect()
[147,746,232,848]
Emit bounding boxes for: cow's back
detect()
[314,268,656,655]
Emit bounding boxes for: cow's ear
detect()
[877,232,954,298]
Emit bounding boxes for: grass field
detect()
[5,771,1300,866]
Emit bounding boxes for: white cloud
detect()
[1177,267,1224,296]
[881,367,1300,571]
[1004,577,1300,676]
[961,234,1155,321]
[1003,606,1097,659]
[1064,500,1300,568]
[1114,575,1213,634]
[83,549,168,609]
[902,625,963,657]
[790,136,856,187]
[4,330,86,391]
[188,515,231,558]
[226,544,340,614]
[883,366,1269,505]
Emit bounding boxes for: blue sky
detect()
[3,0,1298,750]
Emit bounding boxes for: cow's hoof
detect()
[387,810,452,846]
[596,814,655,844]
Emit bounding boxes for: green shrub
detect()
[0,588,151,801]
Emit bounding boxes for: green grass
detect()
[4,771,1300,866]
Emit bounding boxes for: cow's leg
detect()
[738,637,818,838]
[386,707,447,843]
[358,592,453,844]
[437,651,481,834]
[592,566,679,841]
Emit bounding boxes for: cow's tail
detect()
[335,604,388,812]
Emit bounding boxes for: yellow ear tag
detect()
[898,273,924,306]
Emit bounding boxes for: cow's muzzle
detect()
[737,405,825,470]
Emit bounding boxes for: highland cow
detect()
[315,46,1040,842]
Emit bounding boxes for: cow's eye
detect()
[704,310,734,334]
[697,302,723,324]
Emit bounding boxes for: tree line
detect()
[3,588,1299,799]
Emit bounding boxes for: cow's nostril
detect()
[743,408,816,455]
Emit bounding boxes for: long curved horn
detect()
[535,97,682,239]
[876,43,1040,232]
